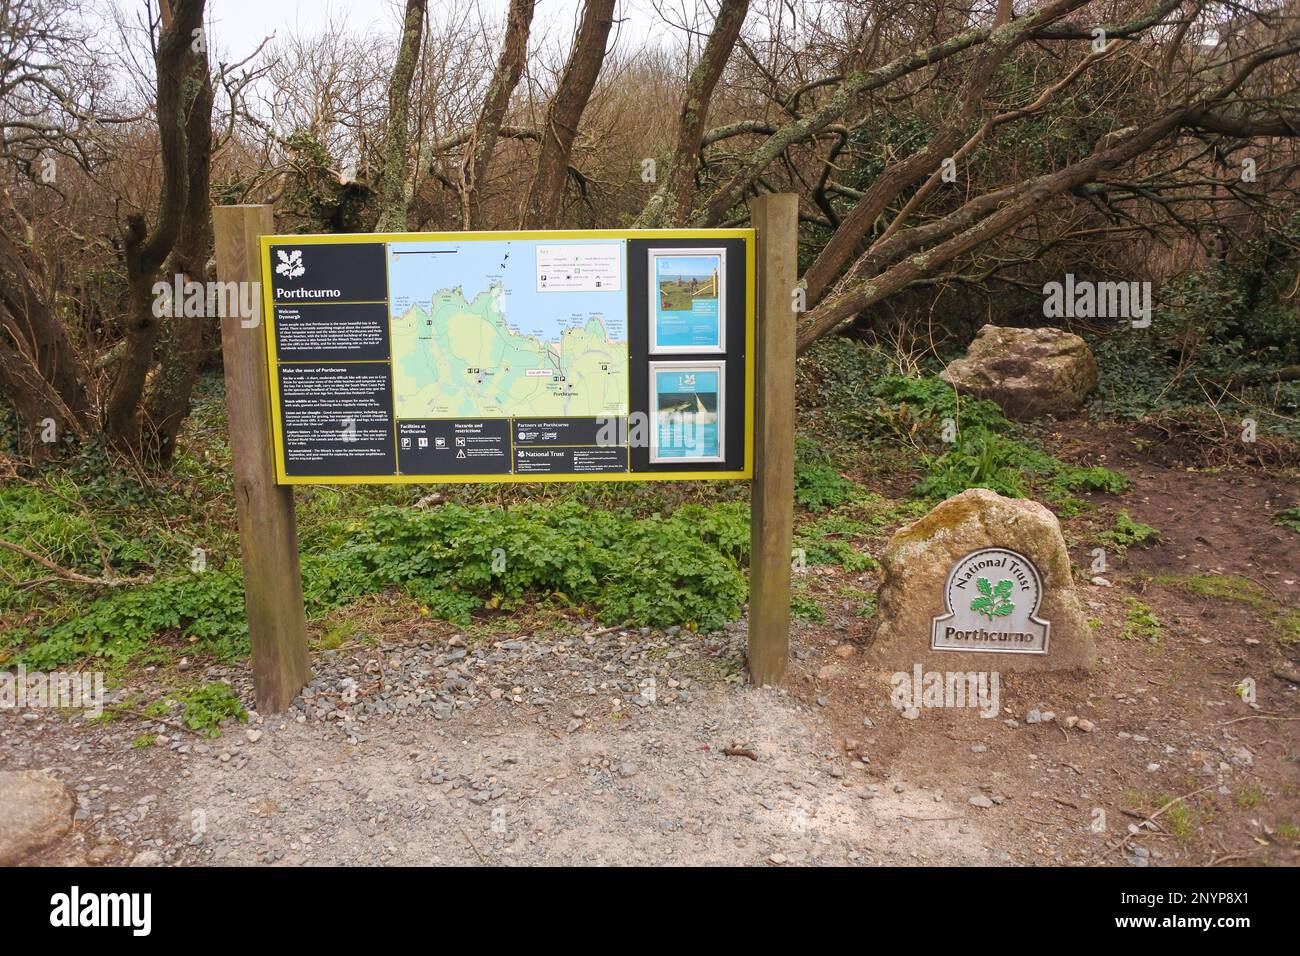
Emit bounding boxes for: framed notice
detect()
[260,230,751,484]
[648,248,725,353]
[648,360,725,463]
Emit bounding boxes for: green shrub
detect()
[1048,465,1131,496]
[790,594,825,624]
[913,429,1129,510]
[14,500,754,668]
[17,570,249,670]
[794,438,859,511]
[175,681,247,738]
[1121,599,1162,643]
[914,432,1036,499]
[869,375,1012,439]
[1087,222,1300,440]
[1098,510,1162,550]
[795,514,878,571]
[1276,507,1300,533]
[799,537,878,572]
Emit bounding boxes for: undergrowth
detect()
[8,500,752,670]
[798,338,1132,513]
[1098,510,1162,550]
[1121,599,1162,644]
[1086,223,1300,444]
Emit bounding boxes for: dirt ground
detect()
[3,425,1298,866]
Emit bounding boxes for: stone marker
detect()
[868,488,1094,673]
[940,324,1098,419]
[0,769,74,864]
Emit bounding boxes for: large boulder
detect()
[0,769,74,864]
[940,324,1098,420]
[867,488,1094,674]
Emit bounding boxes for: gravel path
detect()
[2,621,998,866]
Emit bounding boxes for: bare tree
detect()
[142,0,215,464]
[0,0,115,456]
[6,0,1300,472]
[101,0,209,456]
[521,0,616,227]
[374,0,428,232]
[457,0,536,228]
[638,0,750,227]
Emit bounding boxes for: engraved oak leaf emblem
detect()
[970,577,1014,619]
[275,249,305,279]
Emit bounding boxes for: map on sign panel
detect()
[387,239,629,420]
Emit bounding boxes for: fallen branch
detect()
[0,539,153,587]
[116,707,207,738]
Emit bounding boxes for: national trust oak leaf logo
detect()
[275,249,305,279]
[969,577,1015,620]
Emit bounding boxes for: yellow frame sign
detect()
[259,229,756,485]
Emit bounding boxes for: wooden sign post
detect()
[213,202,796,709]
[214,204,311,712]
[747,193,798,686]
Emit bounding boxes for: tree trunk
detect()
[459,0,536,229]
[0,231,91,458]
[639,0,749,228]
[374,0,428,233]
[102,0,206,455]
[520,0,615,228]
[796,111,1190,352]
[144,30,216,466]
[801,0,1083,305]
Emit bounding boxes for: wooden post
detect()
[748,193,798,686]
[213,205,311,712]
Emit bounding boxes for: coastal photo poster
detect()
[648,360,725,463]
[647,248,726,353]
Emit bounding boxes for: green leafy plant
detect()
[15,570,250,671]
[837,585,877,619]
[790,593,825,624]
[1045,464,1132,500]
[868,374,1012,440]
[175,682,247,738]
[794,438,859,511]
[13,499,756,668]
[1121,599,1162,643]
[915,432,1032,499]
[1087,225,1300,444]
[913,428,1129,510]
[1099,510,1162,550]
[795,514,878,571]
[1276,507,1300,533]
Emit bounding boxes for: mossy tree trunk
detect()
[373,0,428,234]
